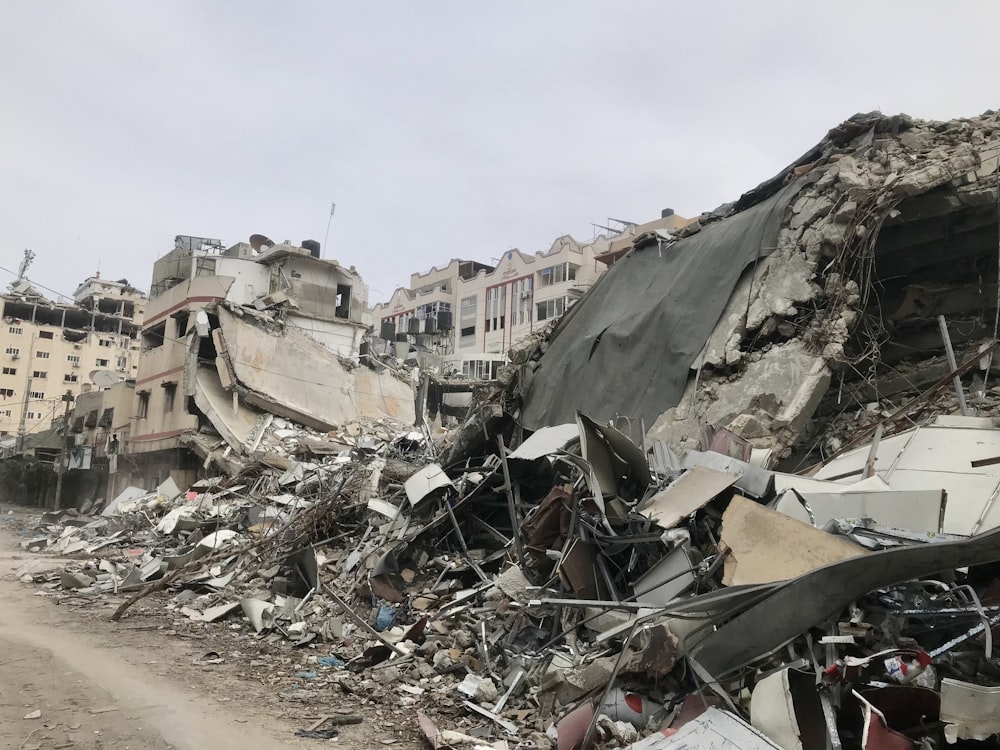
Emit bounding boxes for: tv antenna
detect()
[323,202,336,251]
[17,249,35,281]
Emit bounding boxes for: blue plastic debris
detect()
[375,604,398,631]
[317,655,345,667]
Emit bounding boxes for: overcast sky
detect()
[2,2,999,305]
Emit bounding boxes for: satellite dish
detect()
[90,370,122,389]
[249,234,275,252]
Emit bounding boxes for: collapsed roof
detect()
[519,110,1000,464]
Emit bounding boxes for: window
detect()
[536,297,568,322]
[142,322,166,351]
[459,296,477,347]
[175,314,189,338]
[64,374,78,383]
[485,286,505,333]
[8,326,22,335]
[163,382,176,412]
[461,359,502,380]
[99,339,114,348]
[35,351,49,359]
[67,354,80,366]
[26,411,37,420]
[513,277,533,326]
[538,263,579,287]
[38,331,54,340]
[137,392,149,419]
[0,410,10,418]
[5,347,19,357]
[0,388,13,398]
[335,284,351,319]
[2,367,15,376]
[31,371,46,379]
[116,356,128,371]
[96,358,109,367]
[29,390,44,400]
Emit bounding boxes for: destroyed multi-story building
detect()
[0,273,144,449]
[515,111,1000,473]
[126,234,414,489]
[372,210,692,379]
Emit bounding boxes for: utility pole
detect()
[52,390,75,510]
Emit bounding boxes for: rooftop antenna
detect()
[323,202,336,257]
[17,249,35,281]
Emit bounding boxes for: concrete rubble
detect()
[14,108,1000,749]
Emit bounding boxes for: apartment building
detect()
[373,210,692,378]
[127,234,410,488]
[0,276,145,442]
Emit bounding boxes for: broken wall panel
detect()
[216,306,415,432]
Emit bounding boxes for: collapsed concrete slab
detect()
[213,306,415,433]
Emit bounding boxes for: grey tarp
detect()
[520,178,807,431]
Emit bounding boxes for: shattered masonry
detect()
[14,108,1000,749]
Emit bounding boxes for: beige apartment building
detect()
[373,210,692,378]
[0,276,145,445]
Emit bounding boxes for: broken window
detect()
[64,374,78,383]
[335,284,351,319]
[38,331,53,339]
[97,408,113,428]
[67,354,80,367]
[98,338,114,347]
[0,388,13,398]
[175,312,189,338]
[142,322,166,351]
[137,391,149,419]
[96,358,109,367]
[163,382,176,413]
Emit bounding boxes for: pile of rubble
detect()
[18,402,1000,748]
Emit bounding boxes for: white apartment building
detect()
[373,210,692,378]
[0,275,145,441]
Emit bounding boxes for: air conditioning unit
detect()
[519,291,531,299]
[72,362,80,368]
[10,354,19,360]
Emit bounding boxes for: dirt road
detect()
[0,517,422,749]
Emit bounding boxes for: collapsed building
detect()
[126,235,415,489]
[514,110,1000,473]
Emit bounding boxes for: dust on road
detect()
[0,520,420,750]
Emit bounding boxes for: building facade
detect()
[373,210,692,377]
[0,276,145,445]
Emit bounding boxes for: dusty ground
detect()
[0,511,426,750]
